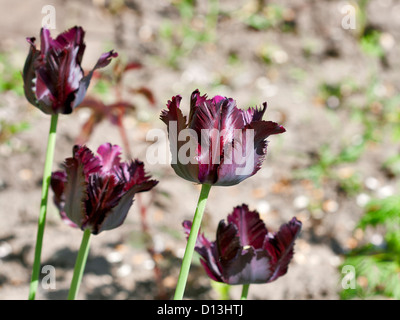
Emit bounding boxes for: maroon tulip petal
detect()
[242,103,267,124]
[63,157,89,228]
[227,204,268,249]
[95,173,157,234]
[71,49,118,109]
[115,160,158,192]
[51,171,78,228]
[97,185,135,233]
[263,217,302,282]
[23,37,40,107]
[216,220,271,284]
[94,50,119,69]
[249,120,286,148]
[50,171,67,211]
[183,221,224,282]
[97,143,122,174]
[216,221,241,263]
[160,95,199,183]
[190,94,245,184]
[35,46,83,114]
[72,145,102,177]
[214,128,255,186]
[61,145,101,227]
[222,247,272,284]
[83,174,124,234]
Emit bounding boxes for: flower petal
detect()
[72,145,101,177]
[63,157,88,228]
[263,217,302,282]
[222,246,271,284]
[22,37,40,107]
[189,92,245,184]
[249,120,286,150]
[183,220,223,282]
[62,145,100,227]
[116,159,158,192]
[98,168,158,232]
[227,204,268,249]
[73,50,118,109]
[83,173,124,234]
[50,171,67,212]
[216,220,241,264]
[242,102,267,124]
[216,220,272,284]
[160,95,199,183]
[97,143,122,174]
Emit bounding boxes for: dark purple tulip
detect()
[160,90,285,186]
[23,26,118,115]
[51,143,158,234]
[183,204,301,285]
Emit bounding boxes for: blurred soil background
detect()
[0,0,399,300]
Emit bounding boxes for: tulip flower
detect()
[23,26,118,115]
[51,143,158,234]
[160,89,285,186]
[161,90,286,300]
[24,26,118,300]
[51,143,158,299]
[183,204,302,299]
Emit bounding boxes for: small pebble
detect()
[143,259,155,270]
[365,177,379,190]
[106,251,123,264]
[377,185,394,198]
[326,96,340,109]
[356,193,370,207]
[256,200,271,215]
[293,195,309,210]
[0,242,12,258]
[322,199,339,213]
[370,233,384,246]
[116,264,132,277]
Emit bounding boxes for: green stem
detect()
[174,183,212,300]
[241,284,250,300]
[28,114,58,300]
[68,228,92,300]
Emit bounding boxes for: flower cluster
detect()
[22,25,301,301]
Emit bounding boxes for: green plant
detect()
[159,0,219,68]
[0,120,30,144]
[295,142,365,191]
[340,196,400,299]
[0,53,24,96]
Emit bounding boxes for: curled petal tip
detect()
[94,50,119,69]
[26,37,36,45]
